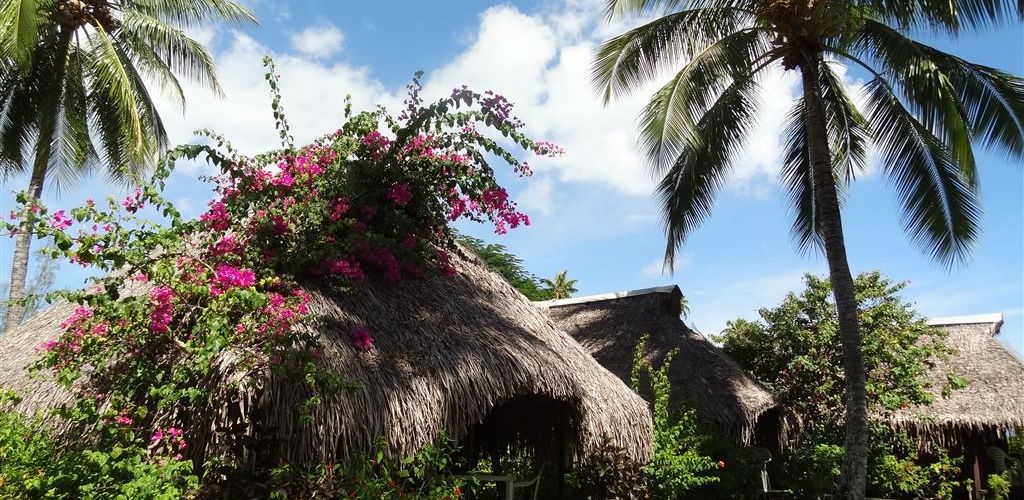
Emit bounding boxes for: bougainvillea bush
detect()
[0,58,560,497]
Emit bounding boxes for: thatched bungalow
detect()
[882,313,1024,498]
[537,285,795,451]
[0,248,652,487]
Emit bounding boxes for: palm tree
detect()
[593,0,1022,496]
[0,0,256,334]
[540,270,579,299]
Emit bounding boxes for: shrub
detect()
[632,335,720,498]
[0,389,198,499]
[268,435,468,499]
[987,471,1011,500]
[570,438,650,499]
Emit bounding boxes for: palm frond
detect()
[603,0,756,19]
[47,46,98,192]
[861,0,1020,33]
[591,7,754,104]
[862,77,982,266]
[818,61,871,182]
[126,0,256,27]
[84,26,147,170]
[852,24,1024,161]
[107,36,166,183]
[658,76,761,269]
[120,10,222,96]
[0,72,34,175]
[636,29,773,171]
[780,98,825,254]
[121,34,187,112]
[853,21,978,183]
[0,0,51,68]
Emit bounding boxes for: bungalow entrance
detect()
[459,394,576,499]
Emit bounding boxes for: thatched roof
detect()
[883,313,1024,448]
[537,286,794,448]
[0,248,652,467]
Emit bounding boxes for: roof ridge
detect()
[535,285,679,308]
[926,313,1004,329]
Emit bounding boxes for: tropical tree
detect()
[0,0,256,334]
[540,270,578,299]
[593,0,1023,496]
[456,234,552,300]
[718,272,966,498]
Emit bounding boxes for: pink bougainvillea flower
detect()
[50,210,72,230]
[122,187,144,213]
[149,286,175,334]
[211,235,239,256]
[350,327,374,351]
[210,264,256,296]
[200,200,230,231]
[35,339,59,353]
[115,411,133,426]
[387,183,413,206]
[329,197,351,221]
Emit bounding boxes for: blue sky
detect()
[2,0,1022,355]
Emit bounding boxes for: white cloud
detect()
[152,2,858,208]
[416,4,817,199]
[517,175,555,216]
[156,32,392,156]
[290,25,344,60]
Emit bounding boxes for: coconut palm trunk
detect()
[3,26,70,335]
[800,54,869,498]
[3,169,45,333]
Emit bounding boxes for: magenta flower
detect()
[329,197,351,221]
[121,187,144,213]
[115,412,133,426]
[50,210,72,230]
[387,183,413,206]
[210,264,256,296]
[149,286,175,334]
[200,200,230,231]
[350,327,374,351]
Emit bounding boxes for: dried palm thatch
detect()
[0,248,652,468]
[538,286,795,449]
[883,313,1024,449]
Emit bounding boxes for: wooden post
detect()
[973,447,984,500]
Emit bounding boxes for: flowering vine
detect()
[0,58,561,494]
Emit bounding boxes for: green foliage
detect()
[0,389,199,499]
[719,272,966,497]
[720,272,960,425]
[268,435,468,500]
[782,443,844,496]
[987,471,1011,500]
[456,235,551,300]
[570,438,650,499]
[540,270,579,300]
[632,334,719,498]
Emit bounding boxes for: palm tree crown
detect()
[593,0,1022,267]
[0,0,256,334]
[541,270,579,300]
[1,0,256,185]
